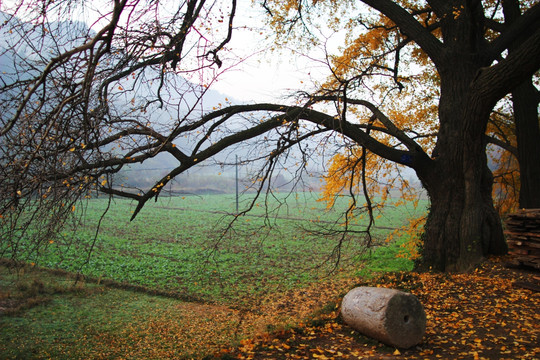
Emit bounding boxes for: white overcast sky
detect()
[0,0,335,103]
[204,2,333,103]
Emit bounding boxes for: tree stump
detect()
[341,287,426,349]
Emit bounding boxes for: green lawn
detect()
[20,192,425,303]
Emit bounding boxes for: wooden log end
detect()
[341,287,426,349]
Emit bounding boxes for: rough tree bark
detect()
[349,0,539,271]
[504,0,540,209]
[417,81,508,271]
[513,79,540,209]
[412,3,512,271]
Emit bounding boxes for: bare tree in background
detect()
[0,0,239,261]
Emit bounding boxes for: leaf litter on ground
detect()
[1,256,537,359]
[217,256,539,360]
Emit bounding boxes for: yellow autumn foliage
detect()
[262,0,522,260]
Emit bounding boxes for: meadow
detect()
[23,192,426,303]
[1,192,428,359]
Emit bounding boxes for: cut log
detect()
[341,287,426,349]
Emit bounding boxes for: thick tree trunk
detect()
[419,158,507,272]
[415,59,508,272]
[504,1,540,209]
[513,79,540,209]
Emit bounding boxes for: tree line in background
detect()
[0,0,539,272]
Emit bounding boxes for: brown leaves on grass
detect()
[222,256,539,360]
[2,257,537,359]
[1,262,357,359]
[78,278,359,359]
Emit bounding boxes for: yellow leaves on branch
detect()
[389,214,426,261]
[263,0,354,43]
[328,17,396,82]
[320,140,426,259]
[487,107,520,216]
[319,152,354,209]
[452,5,465,20]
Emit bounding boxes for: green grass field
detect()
[0,192,428,359]
[27,192,425,302]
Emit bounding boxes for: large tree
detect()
[254,0,540,271]
[1,0,539,271]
